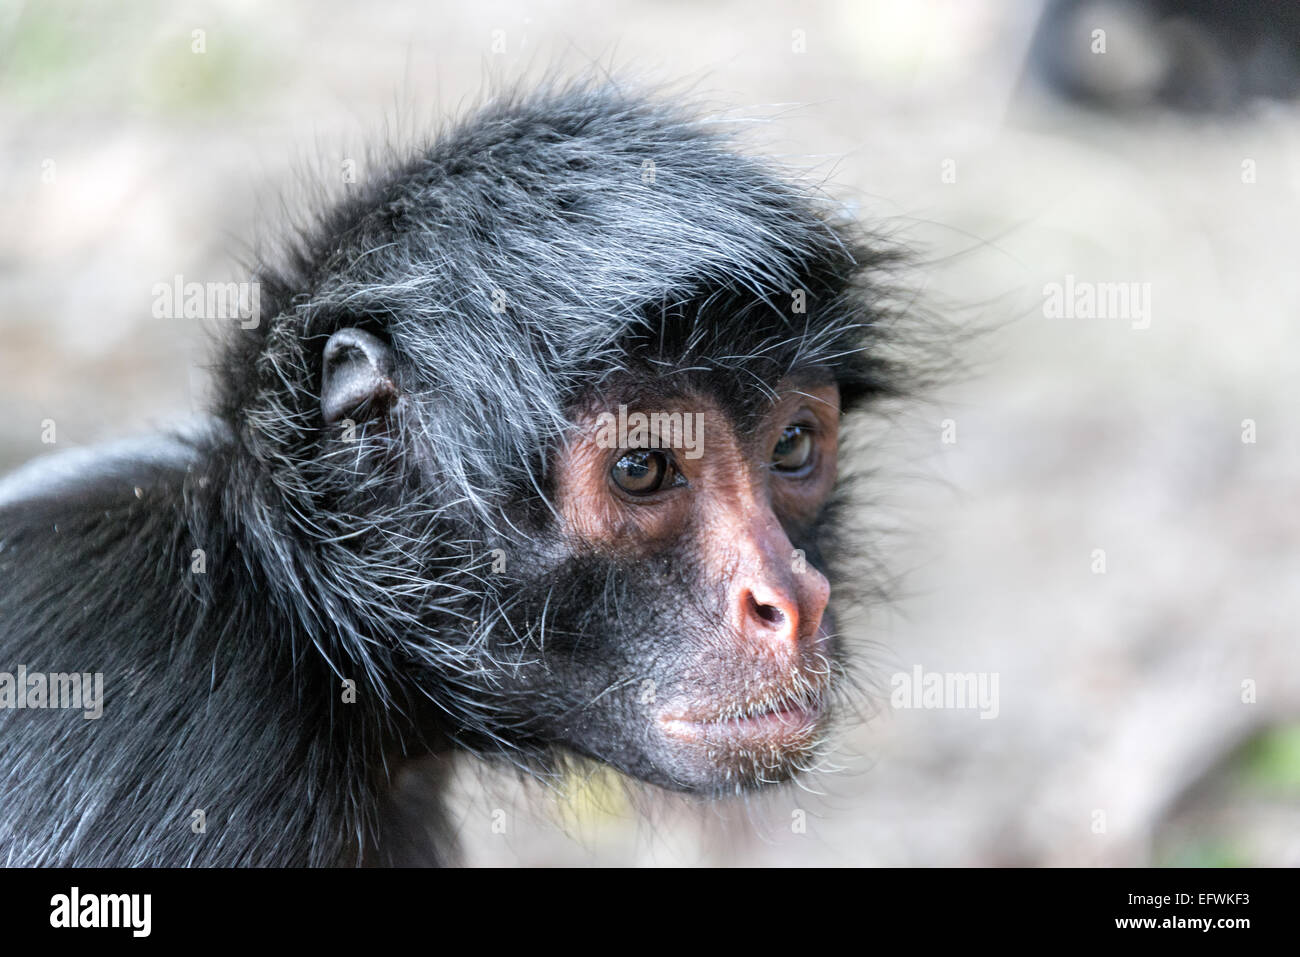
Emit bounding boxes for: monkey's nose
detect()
[738,571,829,653]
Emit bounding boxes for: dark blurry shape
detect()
[1030,0,1300,111]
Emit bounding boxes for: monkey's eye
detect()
[772,426,814,473]
[610,450,673,495]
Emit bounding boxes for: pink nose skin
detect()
[734,567,830,656]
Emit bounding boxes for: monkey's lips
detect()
[658,692,825,749]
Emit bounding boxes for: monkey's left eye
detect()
[611,450,675,496]
[772,426,814,473]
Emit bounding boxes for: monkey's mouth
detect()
[658,688,826,748]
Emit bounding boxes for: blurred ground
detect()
[1,0,1296,865]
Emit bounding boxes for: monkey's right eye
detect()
[610,450,672,496]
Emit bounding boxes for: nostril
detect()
[748,592,787,628]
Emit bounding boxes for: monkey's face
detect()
[495,379,843,795]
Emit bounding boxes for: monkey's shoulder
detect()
[0,422,223,519]
[0,422,230,609]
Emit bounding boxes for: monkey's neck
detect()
[201,424,461,740]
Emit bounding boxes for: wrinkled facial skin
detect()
[491,379,843,796]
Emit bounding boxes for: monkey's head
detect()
[219,82,913,797]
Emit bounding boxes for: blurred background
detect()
[1,0,1297,865]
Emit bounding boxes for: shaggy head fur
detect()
[218,80,921,780]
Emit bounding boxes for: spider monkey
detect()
[0,81,919,866]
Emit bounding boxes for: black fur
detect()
[0,80,918,865]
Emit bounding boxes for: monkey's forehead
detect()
[571,367,841,425]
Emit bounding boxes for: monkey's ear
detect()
[320,328,398,425]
